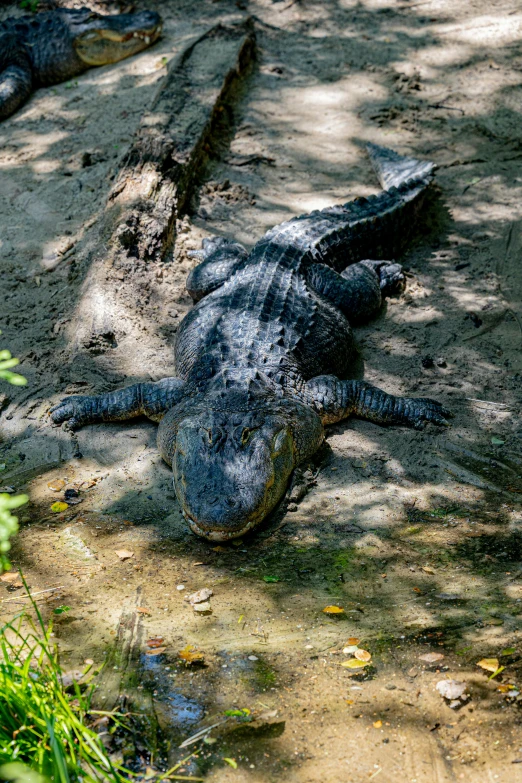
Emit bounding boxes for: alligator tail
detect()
[366,143,435,191]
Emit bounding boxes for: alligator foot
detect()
[50,378,184,429]
[305,376,452,429]
[357,260,406,297]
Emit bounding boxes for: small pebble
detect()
[248,655,258,661]
[176,584,185,591]
[193,600,212,614]
[436,357,447,367]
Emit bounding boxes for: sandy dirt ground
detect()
[1,0,522,780]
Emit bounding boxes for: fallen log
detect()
[67,21,255,359]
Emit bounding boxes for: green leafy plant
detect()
[52,605,71,616]
[0,349,26,387]
[0,761,47,783]
[0,576,129,782]
[0,334,28,570]
[0,493,28,572]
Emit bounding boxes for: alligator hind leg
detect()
[50,377,185,430]
[186,236,248,302]
[0,37,33,120]
[307,259,405,324]
[304,375,452,429]
[353,260,405,298]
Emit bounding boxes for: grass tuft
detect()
[0,574,129,782]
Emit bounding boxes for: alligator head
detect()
[158,389,324,541]
[69,8,162,66]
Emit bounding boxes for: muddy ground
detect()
[1,0,522,780]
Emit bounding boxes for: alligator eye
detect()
[241,428,251,445]
[272,429,288,456]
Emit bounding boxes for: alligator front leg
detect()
[304,375,452,429]
[0,37,33,120]
[186,237,248,302]
[50,377,185,430]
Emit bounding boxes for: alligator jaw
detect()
[74,14,162,66]
[182,510,261,542]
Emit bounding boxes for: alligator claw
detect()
[49,396,91,430]
[407,397,453,429]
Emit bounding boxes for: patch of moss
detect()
[249,658,277,692]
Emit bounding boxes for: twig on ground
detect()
[428,103,465,114]
[1,586,65,603]
[465,398,510,408]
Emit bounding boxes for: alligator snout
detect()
[167,402,301,541]
[206,495,238,509]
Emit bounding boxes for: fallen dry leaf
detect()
[178,644,205,664]
[186,587,213,605]
[258,709,278,720]
[354,649,371,662]
[322,605,344,615]
[341,659,370,669]
[347,637,360,645]
[146,637,165,648]
[343,645,359,654]
[47,479,66,492]
[436,680,467,701]
[421,566,436,574]
[477,658,500,673]
[51,501,68,513]
[136,607,152,616]
[79,478,98,490]
[115,549,134,561]
[419,652,444,663]
[145,647,167,656]
[0,572,22,586]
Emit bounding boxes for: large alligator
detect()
[0,6,162,119]
[51,144,451,541]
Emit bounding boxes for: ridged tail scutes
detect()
[366,142,435,191]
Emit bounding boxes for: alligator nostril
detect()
[207,495,220,506]
[224,497,238,509]
[201,426,224,446]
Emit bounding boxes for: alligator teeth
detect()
[145,35,150,44]
[133,32,139,38]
